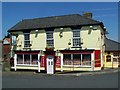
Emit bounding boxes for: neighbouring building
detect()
[2,34,11,61]
[0,40,2,63]
[8,12,109,74]
[104,38,120,68]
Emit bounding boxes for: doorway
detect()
[46,55,54,74]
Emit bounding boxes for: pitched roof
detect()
[3,38,10,44]
[105,38,120,51]
[8,14,102,32]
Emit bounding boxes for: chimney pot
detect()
[83,12,92,18]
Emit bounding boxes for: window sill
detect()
[71,46,82,48]
[16,64,38,66]
[62,65,91,68]
[23,47,31,50]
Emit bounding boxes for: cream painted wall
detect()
[30,30,46,51]
[11,25,104,51]
[11,31,24,50]
[54,26,104,50]
[11,30,46,51]
[17,32,24,50]
[54,28,72,50]
[80,29,102,49]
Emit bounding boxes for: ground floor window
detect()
[106,55,111,62]
[31,54,38,64]
[113,52,120,63]
[63,54,91,66]
[17,54,38,65]
[63,54,71,65]
[119,58,120,65]
[17,54,23,64]
[82,54,91,65]
[113,52,120,57]
[73,54,81,65]
[113,58,118,62]
[24,54,30,64]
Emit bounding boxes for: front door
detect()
[47,56,54,74]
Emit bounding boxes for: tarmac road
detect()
[2,70,118,88]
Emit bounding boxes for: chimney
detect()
[83,12,92,19]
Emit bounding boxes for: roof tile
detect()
[8,14,102,31]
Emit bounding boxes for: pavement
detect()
[55,68,120,76]
[2,68,119,88]
[2,67,120,76]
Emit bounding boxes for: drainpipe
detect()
[38,51,41,72]
[91,52,94,71]
[14,54,17,71]
[61,54,63,72]
[111,54,113,69]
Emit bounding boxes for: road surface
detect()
[2,71,118,88]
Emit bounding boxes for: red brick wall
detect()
[3,45,10,55]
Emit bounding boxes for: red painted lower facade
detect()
[94,50,101,67]
[40,50,101,69]
[40,56,61,72]
[40,56,45,67]
[55,56,61,68]
[13,49,102,73]
[44,50,55,73]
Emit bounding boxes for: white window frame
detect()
[16,54,38,66]
[24,54,31,64]
[46,31,54,47]
[11,35,17,45]
[72,30,80,47]
[63,53,92,67]
[24,33,30,48]
[113,52,120,57]
[17,54,23,64]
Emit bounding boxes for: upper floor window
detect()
[11,35,17,45]
[46,31,54,47]
[24,33,30,48]
[72,30,80,47]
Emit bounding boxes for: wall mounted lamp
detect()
[59,32,63,38]
[60,28,63,30]
[90,26,93,29]
[59,28,63,38]
[35,30,38,37]
[88,26,93,34]
[35,30,38,33]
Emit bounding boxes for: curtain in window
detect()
[17,54,23,64]
[82,54,91,66]
[73,54,81,65]
[24,54,30,64]
[31,54,38,64]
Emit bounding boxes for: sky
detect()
[1,0,120,2]
[2,2,119,41]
